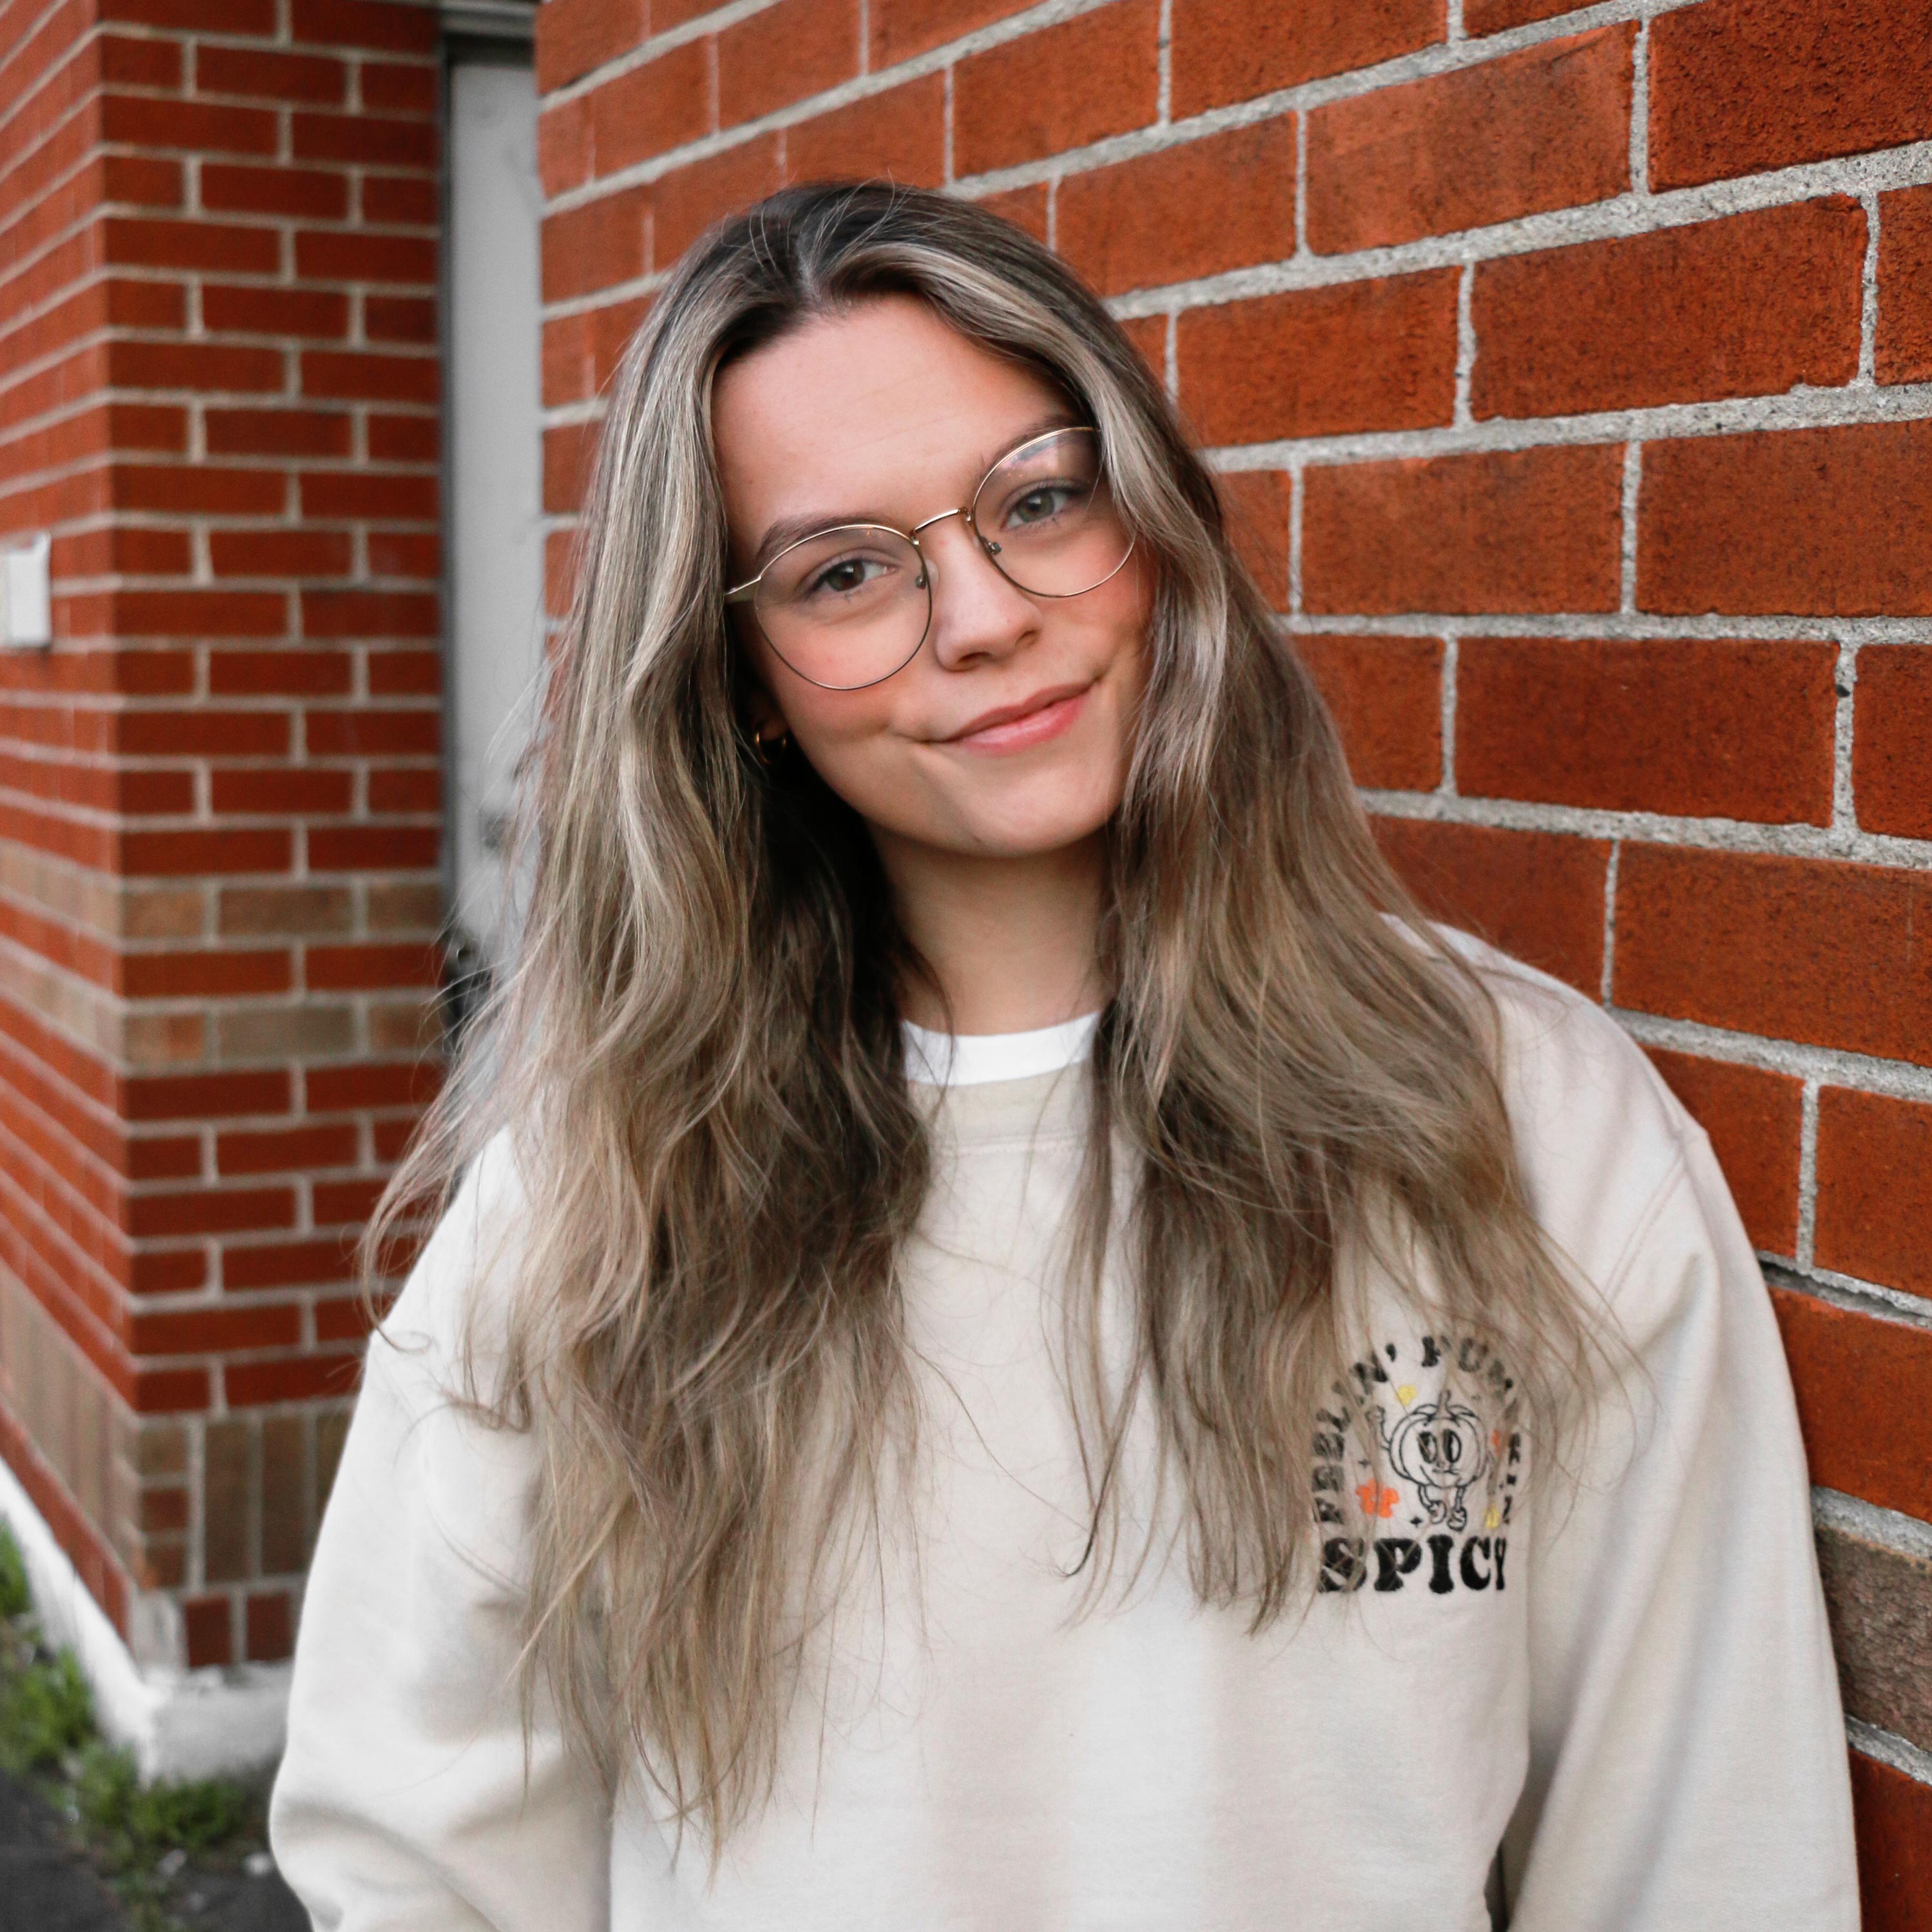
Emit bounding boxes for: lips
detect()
[943,681,1092,749]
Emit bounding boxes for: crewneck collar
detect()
[902,1010,1102,1088]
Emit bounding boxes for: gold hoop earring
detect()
[753,723,790,766]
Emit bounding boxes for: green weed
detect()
[0,1643,93,1776]
[0,1520,28,1621]
[0,1520,269,1929]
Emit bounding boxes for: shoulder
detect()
[1431,927,1707,1296]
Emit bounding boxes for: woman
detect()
[270,184,1857,1929]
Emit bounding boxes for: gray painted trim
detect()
[441,0,536,43]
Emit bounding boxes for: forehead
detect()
[710,296,1068,540]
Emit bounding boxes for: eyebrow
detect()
[744,409,1083,571]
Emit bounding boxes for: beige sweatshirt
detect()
[269,940,1859,1930]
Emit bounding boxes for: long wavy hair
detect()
[371,182,1598,1850]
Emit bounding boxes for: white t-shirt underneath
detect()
[902,1010,1101,1086]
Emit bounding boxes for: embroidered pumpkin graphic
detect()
[1368,1392,1493,1533]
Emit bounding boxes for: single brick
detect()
[869,0,1030,67]
[785,74,945,188]
[654,137,783,268]
[1649,0,1932,192]
[1853,647,1932,840]
[301,348,437,405]
[1302,443,1623,616]
[541,187,649,304]
[1612,846,1932,1068]
[1815,1524,1932,1756]
[1642,1048,1802,1256]
[290,0,440,51]
[1372,817,1608,992]
[363,61,437,116]
[1178,269,1457,444]
[1295,635,1444,791]
[209,769,352,815]
[1171,0,1443,118]
[129,1303,304,1356]
[1771,1289,1932,1524]
[246,1591,293,1662]
[194,43,345,104]
[718,0,858,127]
[201,284,348,337]
[97,95,278,156]
[202,162,348,221]
[182,1596,232,1669]
[1815,1088,1932,1300]
[1850,1754,1932,1932]
[1639,421,1932,618]
[588,40,710,178]
[1472,198,1866,419]
[292,111,437,171]
[100,214,280,274]
[225,1354,361,1408]
[545,421,598,516]
[1307,26,1631,254]
[1876,184,1932,386]
[538,97,591,198]
[296,230,437,284]
[1215,469,1289,609]
[1455,636,1837,824]
[1056,120,1297,298]
[952,0,1159,178]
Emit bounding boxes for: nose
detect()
[916,512,1041,673]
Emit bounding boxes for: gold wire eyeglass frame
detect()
[722,425,1136,692]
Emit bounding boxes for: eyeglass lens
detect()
[750,429,1131,692]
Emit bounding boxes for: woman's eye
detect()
[805,555,890,598]
[1004,480,1085,528]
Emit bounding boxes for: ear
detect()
[742,677,787,742]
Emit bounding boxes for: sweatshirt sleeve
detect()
[268,1135,612,1932]
[1501,1122,1859,1930]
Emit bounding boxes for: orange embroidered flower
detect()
[1357,1481,1399,1519]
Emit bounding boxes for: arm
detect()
[1502,1128,1858,1929]
[269,1139,612,1931]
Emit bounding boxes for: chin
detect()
[941,769,1124,857]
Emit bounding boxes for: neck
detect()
[873,830,1106,1036]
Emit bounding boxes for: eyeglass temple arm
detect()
[723,580,758,603]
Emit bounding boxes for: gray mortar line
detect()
[1284,612,1932,645]
[1813,1488,1932,1562]
[1352,788,1931,869]
[1627,16,1649,196]
[1859,191,1881,385]
[1832,640,1859,833]
[1286,464,1304,617]
[1438,634,1457,795]
[1618,442,1642,612]
[1453,263,1475,427]
[1599,839,1620,1004]
[1846,1718,1932,1786]
[1796,1077,1821,1269]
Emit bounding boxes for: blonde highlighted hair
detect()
[372,182,1596,1852]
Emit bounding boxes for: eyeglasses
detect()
[723,426,1135,692]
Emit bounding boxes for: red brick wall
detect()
[0,0,440,1671]
[534,0,1932,1908]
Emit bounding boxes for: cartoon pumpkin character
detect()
[1368,1391,1493,1533]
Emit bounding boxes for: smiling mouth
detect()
[942,682,1094,751]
